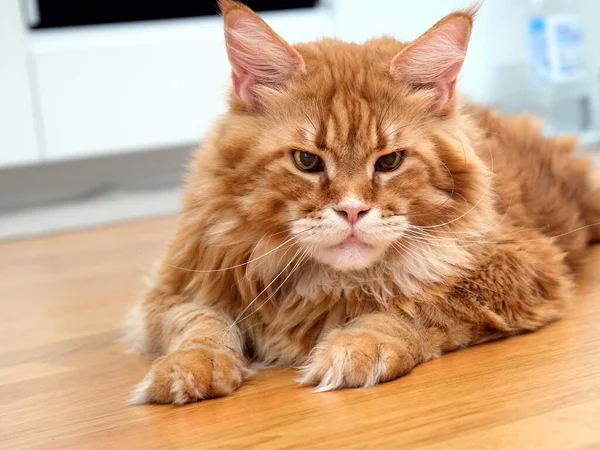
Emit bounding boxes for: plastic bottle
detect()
[527,0,591,136]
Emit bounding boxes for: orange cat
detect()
[124,0,600,404]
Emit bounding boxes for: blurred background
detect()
[1,0,599,240]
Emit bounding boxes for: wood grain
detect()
[0,216,599,449]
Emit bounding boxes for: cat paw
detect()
[299,329,417,391]
[130,347,249,405]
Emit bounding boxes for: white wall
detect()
[0,0,40,167]
[332,0,599,113]
[331,0,496,102]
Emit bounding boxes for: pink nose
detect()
[334,202,371,225]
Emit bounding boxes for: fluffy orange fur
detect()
[124,0,600,404]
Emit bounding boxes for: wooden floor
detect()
[1,216,599,450]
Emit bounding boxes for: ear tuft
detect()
[220,0,304,109]
[217,0,240,16]
[391,4,480,110]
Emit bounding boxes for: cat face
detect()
[203,1,492,275]
[260,75,451,271]
[222,72,481,272]
[281,95,447,272]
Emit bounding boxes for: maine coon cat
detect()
[125,0,600,404]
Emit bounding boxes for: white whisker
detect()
[165,230,308,274]
[220,242,311,344]
[235,244,313,327]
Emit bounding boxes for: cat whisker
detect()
[492,222,600,245]
[401,222,600,248]
[244,236,303,281]
[234,243,313,327]
[403,194,527,243]
[220,246,306,344]
[246,228,302,268]
[165,230,309,274]
[403,225,530,247]
[245,226,314,280]
[390,238,425,263]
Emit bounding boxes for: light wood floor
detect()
[1,216,599,450]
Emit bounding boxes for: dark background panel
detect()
[33,0,320,29]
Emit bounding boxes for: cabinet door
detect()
[0,1,41,168]
[30,8,333,161]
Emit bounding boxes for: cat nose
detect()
[334,202,371,225]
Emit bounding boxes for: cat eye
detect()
[375,151,404,172]
[293,151,323,172]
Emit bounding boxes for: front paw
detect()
[130,347,250,405]
[299,329,417,391]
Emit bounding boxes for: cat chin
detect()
[315,242,387,271]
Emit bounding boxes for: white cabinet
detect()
[29,8,334,161]
[0,0,41,168]
[31,20,230,160]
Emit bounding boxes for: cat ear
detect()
[219,0,305,108]
[390,8,477,110]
